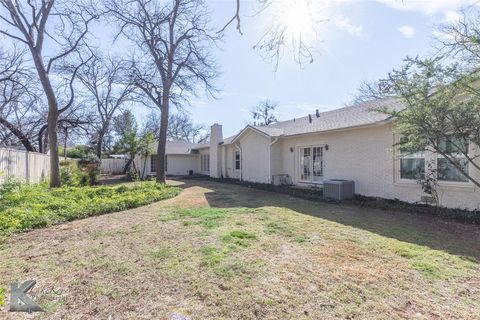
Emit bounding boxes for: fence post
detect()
[7,149,12,178]
[25,151,30,183]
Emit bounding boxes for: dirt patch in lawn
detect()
[0,179,479,319]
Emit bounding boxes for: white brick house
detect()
[140,98,480,211]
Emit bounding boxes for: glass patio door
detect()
[299,146,324,183]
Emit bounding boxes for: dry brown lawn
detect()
[0,179,479,319]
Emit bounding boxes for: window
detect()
[150,156,157,173]
[201,154,210,172]
[300,146,323,183]
[312,147,323,182]
[300,147,311,181]
[234,150,241,171]
[437,137,469,182]
[150,155,167,173]
[400,151,425,180]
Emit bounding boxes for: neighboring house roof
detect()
[150,140,209,155]
[237,97,404,140]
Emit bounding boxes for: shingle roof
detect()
[222,135,236,145]
[252,97,404,137]
[150,140,208,154]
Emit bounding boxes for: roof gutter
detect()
[280,119,393,140]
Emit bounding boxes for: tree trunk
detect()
[156,96,170,184]
[38,125,48,154]
[96,131,105,159]
[31,50,61,187]
[64,129,68,159]
[0,117,36,151]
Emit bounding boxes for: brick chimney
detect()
[209,123,223,178]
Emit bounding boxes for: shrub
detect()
[0,182,181,238]
[65,145,94,159]
[77,156,102,186]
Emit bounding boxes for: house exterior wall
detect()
[166,155,198,176]
[222,144,240,179]
[137,154,199,177]
[275,124,480,210]
[234,131,272,183]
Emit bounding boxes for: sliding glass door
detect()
[299,146,324,183]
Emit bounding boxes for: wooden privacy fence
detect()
[100,158,128,174]
[0,148,50,184]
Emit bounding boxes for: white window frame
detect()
[437,137,470,184]
[297,145,324,184]
[200,154,210,172]
[234,149,241,171]
[394,135,474,189]
[399,151,426,182]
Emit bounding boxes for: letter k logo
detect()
[10,280,43,313]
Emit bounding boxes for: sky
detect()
[166,0,477,138]
[1,0,475,139]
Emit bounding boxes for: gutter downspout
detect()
[269,138,279,184]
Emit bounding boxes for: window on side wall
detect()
[437,137,469,183]
[201,154,210,172]
[234,150,241,170]
[399,147,425,180]
[150,156,157,173]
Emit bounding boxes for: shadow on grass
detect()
[176,178,480,261]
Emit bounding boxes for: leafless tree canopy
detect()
[108,0,219,183]
[143,111,209,144]
[0,46,45,151]
[0,0,100,187]
[251,99,278,126]
[77,53,135,157]
[435,7,480,67]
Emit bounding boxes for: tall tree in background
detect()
[108,0,219,183]
[77,54,135,158]
[0,46,44,151]
[251,99,278,126]
[0,0,99,187]
[143,112,209,143]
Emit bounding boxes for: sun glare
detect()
[280,0,314,38]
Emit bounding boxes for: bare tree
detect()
[435,7,480,67]
[108,0,219,183]
[0,46,45,151]
[251,99,278,126]
[221,0,322,69]
[0,0,99,187]
[143,111,209,143]
[77,54,135,158]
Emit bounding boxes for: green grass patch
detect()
[0,286,5,307]
[159,207,229,228]
[386,240,478,279]
[201,246,225,267]
[265,221,294,236]
[293,236,306,243]
[221,230,257,247]
[151,248,172,261]
[0,181,180,238]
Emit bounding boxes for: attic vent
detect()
[308,114,312,123]
[316,109,320,117]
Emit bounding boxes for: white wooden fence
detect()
[0,148,50,184]
[100,158,128,174]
